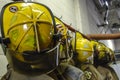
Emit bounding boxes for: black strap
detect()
[53,69,66,80]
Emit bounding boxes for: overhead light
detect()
[105,20,109,25]
[105,1,109,7]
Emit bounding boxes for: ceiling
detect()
[93,0,120,32]
[92,0,120,51]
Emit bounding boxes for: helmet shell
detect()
[71,32,93,64]
[1,2,59,75]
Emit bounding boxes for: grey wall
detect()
[35,0,77,28]
[0,0,11,11]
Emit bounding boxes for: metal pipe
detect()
[86,33,120,40]
[64,22,120,40]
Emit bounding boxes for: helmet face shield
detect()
[0,2,60,75]
[6,43,61,75]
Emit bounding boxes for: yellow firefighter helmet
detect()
[106,47,115,64]
[0,2,63,75]
[71,32,94,64]
[93,41,115,65]
[55,17,68,40]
